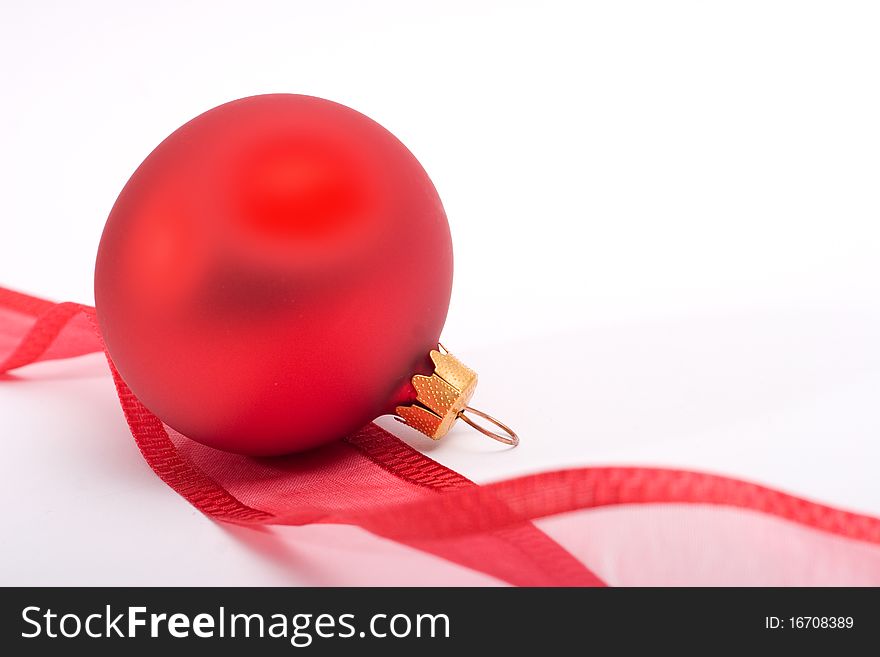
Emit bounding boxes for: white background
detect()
[2,1,879,584]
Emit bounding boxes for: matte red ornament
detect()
[95,94,452,455]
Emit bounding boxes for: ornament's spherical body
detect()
[95,94,452,455]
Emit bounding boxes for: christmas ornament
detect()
[94,93,516,455]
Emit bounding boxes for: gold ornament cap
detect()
[395,344,518,446]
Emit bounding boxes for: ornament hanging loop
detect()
[457,406,519,446]
[395,344,520,448]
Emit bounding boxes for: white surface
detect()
[2,1,880,585]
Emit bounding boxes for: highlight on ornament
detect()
[91,93,518,455]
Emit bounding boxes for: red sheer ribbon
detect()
[3,286,880,586]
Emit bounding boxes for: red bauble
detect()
[95,94,452,455]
